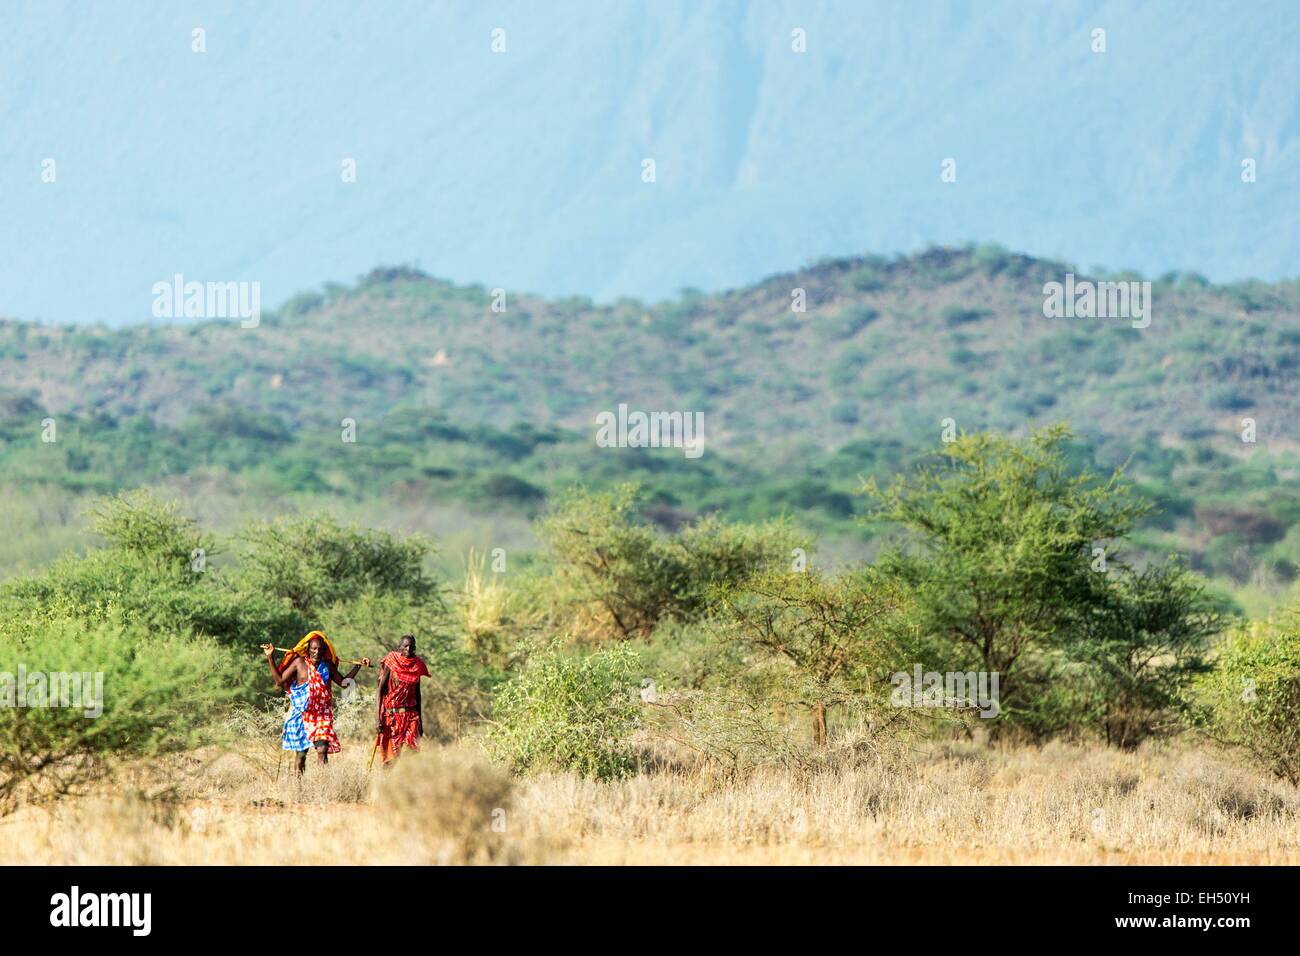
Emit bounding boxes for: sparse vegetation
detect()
[1188,616,1300,785]
[3,250,1300,864]
[487,642,641,780]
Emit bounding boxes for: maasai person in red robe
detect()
[374,634,431,763]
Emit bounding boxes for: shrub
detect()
[830,401,860,424]
[237,513,440,616]
[1187,616,1300,784]
[477,473,546,506]
[642,683,813,774]
[278,290,326,317]
[1221,281,1280,314]
[847,256,891,292]
[89,489,211,569]
[948,346,978,367]
[1207,385,1255,412]
[486,643,641,780]
[536,485,800,641]
[819,305,879,340]
[1086,352,1123,376]
[913,245,977,283]
[940,304,991,327]
[972,242,1023,277]
[0,532,307,650]
[0,614,244,811]
[829,348,867,386]
[765,479,856,518]
[636,618,747,691]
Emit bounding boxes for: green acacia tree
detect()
[863,425,1150,724]
[89,489,213,568]
[0,491,307,648]
[535,485,800,642]
[236,513,441,617]
[1067,560,1222,748]
[0,613,243,811]
[712,566,916,746]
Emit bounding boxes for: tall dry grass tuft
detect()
[459,549,541,668]
[372,748,544,864]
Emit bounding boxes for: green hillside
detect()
[2,245,1298,608]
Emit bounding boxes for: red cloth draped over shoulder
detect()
[382,651,430,683]
[378,651,429,762]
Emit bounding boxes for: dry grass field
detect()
[4,737,1298,866]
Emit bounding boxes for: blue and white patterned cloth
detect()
[281,661,329,751]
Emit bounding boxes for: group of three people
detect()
[260,630,430,775]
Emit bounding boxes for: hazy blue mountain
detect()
[2,0,1296,325]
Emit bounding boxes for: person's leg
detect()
[385,723,407,765]
[296,749,308,776]
[385,713,412,765]
[314,740,329,765]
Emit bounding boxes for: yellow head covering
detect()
[280,630,339,670]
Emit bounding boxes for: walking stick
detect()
[367,732,382,771]
[272,646,373,667]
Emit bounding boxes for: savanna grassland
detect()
[5,740,1299,866]
[3,248,1300,865]
[3,434,1300,866]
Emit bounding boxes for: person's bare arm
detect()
[331,658,369,686]
[262,643,288,689]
